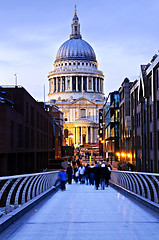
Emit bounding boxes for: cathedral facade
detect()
[48,7,105,147]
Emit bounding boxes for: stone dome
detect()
[55,38,97,62]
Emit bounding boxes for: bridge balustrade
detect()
[110,170,159,205]
[0,171,58,216]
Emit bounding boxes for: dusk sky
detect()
[0,0,159,101]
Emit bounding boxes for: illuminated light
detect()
[121,152,125,157]
[97,135,99,138]
[116,152,120,157]
[127,154,131,158]
[101,140,104,143]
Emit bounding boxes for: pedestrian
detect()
[85,164,90,185]
[89,163,94,185]
[94,161,101,190]
[66,162,73,184]
[100,163,111,188]
[74,165,79,183]
[58,167,67,191]
[78,164,85,184]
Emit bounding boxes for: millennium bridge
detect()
[0,171,159,240]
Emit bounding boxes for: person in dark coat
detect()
[67,162,73,184]
[94,161,101,190]
[100,163,111,188]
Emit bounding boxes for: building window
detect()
[86,63,88,66]
[73,62,76,65]
[150,132,152,149]
[18,124,23,147]
[78,62,80,65]
[148,76,151,96]
[25,127,29,148]
[31,129,34,148]
[26,102,29,123]
[65,63,67,66]
[80,109,86,118]
[150,105,152,122]
[156,69,159,89]
[67,78,70,90]
[88,78,92,90]
[10,121,14,147]
[157,101,159,119]
[82,62,84,65]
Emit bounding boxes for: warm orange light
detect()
[101,140,104,143]
[121,152,125,157]
[127,153,131,158]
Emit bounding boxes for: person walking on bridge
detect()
[67,162,73,184]
[58,167,67,191]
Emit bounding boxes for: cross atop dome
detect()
[74,5,77,16]
[70,5,82,39]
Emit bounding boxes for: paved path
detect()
[1,183,159,240]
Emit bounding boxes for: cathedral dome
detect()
[55,38,97,62]
[55,6,97,63]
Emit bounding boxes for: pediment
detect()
[71,97,96,105]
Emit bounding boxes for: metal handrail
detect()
[0,171,59,216]
[110,170,159,204]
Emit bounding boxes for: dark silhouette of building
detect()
[0,86,54,176]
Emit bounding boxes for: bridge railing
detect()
[110,170,159,205]
[0,171,59,216]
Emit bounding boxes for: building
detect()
[131,54,159,172]
[48,105,64,159]
[102,91,120,165]
[119,78,133,165]
[0,86,54,176]
[48,7,105,147]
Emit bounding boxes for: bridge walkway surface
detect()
[0,183,159,240]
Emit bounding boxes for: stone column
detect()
[52,78,54,92]
[81,127,83,145]
[76,127,78,144]
[65,76,68,91]
[60,77,62,92]
[95,77,97,92]
[76,76,78,91]
[49,79,51,93]
[91,127,93,143]
[56,78,58,92]
[99,78,101,92]
[86,76,88,92]
[70,76,72,91]
[81,76,83,92]
[92,77,93,91]
[86,127,88,143]
[74,127,76,145]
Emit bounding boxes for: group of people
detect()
[57,161,111,191]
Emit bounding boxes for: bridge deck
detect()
[1,183,159,240]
